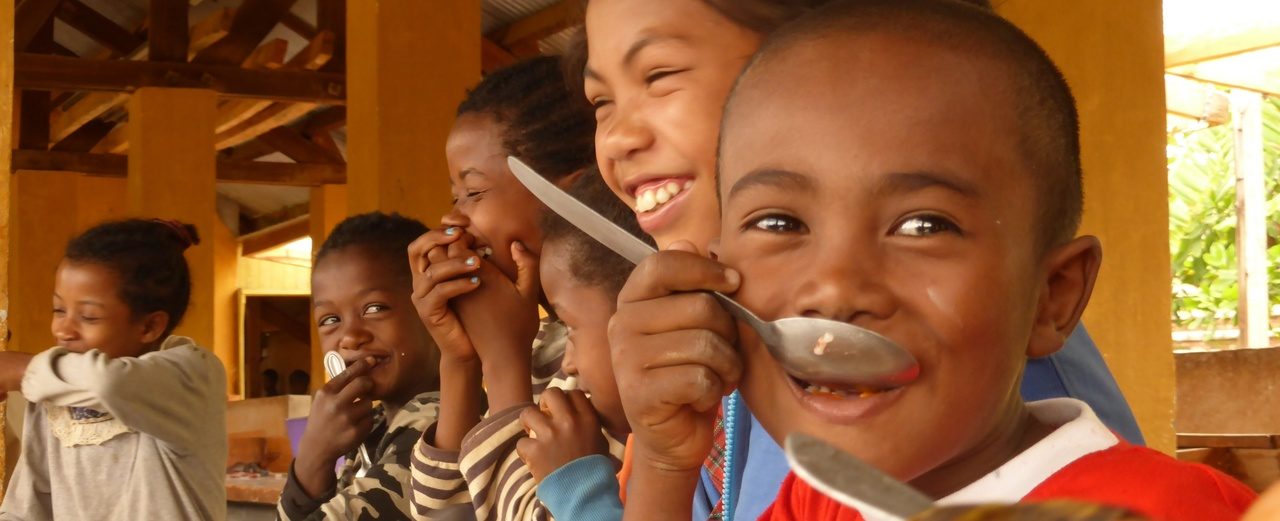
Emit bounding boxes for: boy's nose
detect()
[791,253,895,326]
[560,340,579,376]
[337,322,373,352]
[599,106,654,163]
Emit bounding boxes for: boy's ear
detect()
[1027,236,1102,359]
[553,169,586,190]
[139,311,170,345]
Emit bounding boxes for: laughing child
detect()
[608,1,1257,520]
[0,219,227,520]
[277,212,442,520]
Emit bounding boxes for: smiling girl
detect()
[0,219,227,521]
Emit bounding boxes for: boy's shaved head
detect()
[724,0,1082,250]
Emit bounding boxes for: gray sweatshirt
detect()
[0,336,228,520]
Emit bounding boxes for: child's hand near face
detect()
[294,357,376,499]
[610,242,743,474]
[515,388,611,482]
[409,229,484,364]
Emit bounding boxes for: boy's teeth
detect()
[479,246,494,258]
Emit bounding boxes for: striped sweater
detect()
[409,320,627,521]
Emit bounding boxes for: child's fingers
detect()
[415,278,483,322]
[630,330,743,392]
[422,256,483,286]
[407,230,463,272]
[519,405,554,440]
[565,390,595,419]
[511,241,541,301]
[636,364,728,414]
[445,233,478,261]
[619,250,741,304]
[320,356,372,394]
[538,388,573,422]
[335,373,375,403]
[612,292,737,340]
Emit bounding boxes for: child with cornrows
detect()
[0,219,228,521]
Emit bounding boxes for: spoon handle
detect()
[709,291,774,343]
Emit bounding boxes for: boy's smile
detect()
[714,31,1084,496]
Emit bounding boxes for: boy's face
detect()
[312,247,441,405]
[716,33,1078,483]
[539,241,629,435]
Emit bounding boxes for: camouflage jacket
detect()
[278,391,441,520]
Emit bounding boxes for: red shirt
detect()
[759,442,1256,521]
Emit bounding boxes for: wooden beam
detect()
[301,106,345,133]
[192,0,298,66]
[241,215,309,257]
[280,11,317,40]
[221,139,277,162]
[148,0,189,62]
[258,127,340,164]
[12,150,346,186]
[16,53,346,104]
[15,0,61,52]
[55,0,144,57]
[482,37,518,74]
[216,102,317,150]
[1164,75,1230,126]
[50,118,116,152]
[1166,21,1280,68]
[17,22,53,150]
[50,9,233,145]
[487,0,573,56]
[316,0,344,73]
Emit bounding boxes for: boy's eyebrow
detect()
[876,171,982,199]
[727,168,817,201]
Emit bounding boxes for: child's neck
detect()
[908,399,1053,499]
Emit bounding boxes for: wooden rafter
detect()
[221,106,345,162]
[16,0,62,52]
[16,53,346,104]
[148,0,189,62]
[482,37,519,74]
[258,127,341,164]
[12,150,345,186]
[192,0,299,66]
[487,0,574,57]
[55,0,144,57]
[1166,22,1280,68]
[95,38,294,154]
[241,215,310,256]
[49,9,235,145]
[316,0,344,73]
[281,11,317,40]
[18,21,54,151]
[51,119,117,152]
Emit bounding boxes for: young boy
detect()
[608,1,1257,520]
[277,212,442,520]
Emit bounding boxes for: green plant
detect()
[1167,97,1280,335]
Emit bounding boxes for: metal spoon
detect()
[507,157,919,388]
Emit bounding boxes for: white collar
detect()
[936,398,1119,505]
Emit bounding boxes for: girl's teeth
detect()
[635,180,689,214]
[654,187,671,204]
[683,180,694,191]
[664,182,681,197]
[479,246,494,258]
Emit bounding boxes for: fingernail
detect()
[445,227,457,236]
[513,242,525,252]
[470,276,480,284]
[465,257,477,266]
[724,268,741,287]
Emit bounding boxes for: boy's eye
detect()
[364,304,389,315]
[80,316,100,323]
[318,315,339,327]
[645,68,685,85]
[893,215,961,237]
[748,214,807,234]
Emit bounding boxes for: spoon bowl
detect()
[508,156,920,388]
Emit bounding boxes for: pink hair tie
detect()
[151,219,195,249]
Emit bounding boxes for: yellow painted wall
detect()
[9,172,80,354]
[1,0,14,491]
[998,0,1174,453]
[238,257,311,294]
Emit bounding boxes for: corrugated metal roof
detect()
[482,0,563,33]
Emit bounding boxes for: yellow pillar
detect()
[0,0,14,492]
[8,172,79,354]
[346,0,480,224]
[127,87,238,394]
[75,176,129,230]
[308,184,347,391]
[999,1,1174,453]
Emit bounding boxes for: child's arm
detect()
[0,403,54,520]
[456,242,542,413]
[608,244,744,521]
[278,393,438,521]
[517,389,623,521]
[18,339,225,454]
[409,229,487,450]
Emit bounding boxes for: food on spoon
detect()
[813,332,835,355]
